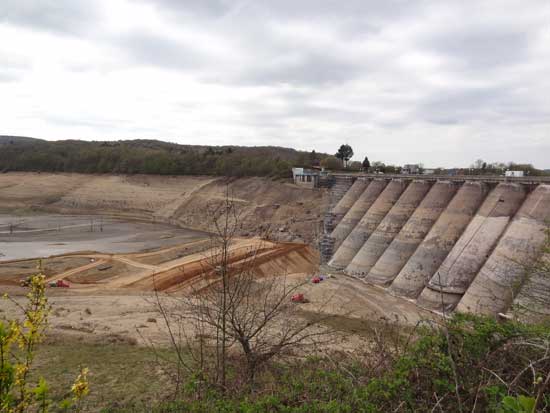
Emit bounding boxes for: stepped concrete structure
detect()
[417,182,527,312]
[457,184,550,315]
[347,180,433,277]
[330,178,369,228]
[330,179,387,250]
[367,180,459,286]
[390,181,488,298]
[328,179,407,269]
[322,174,550,317]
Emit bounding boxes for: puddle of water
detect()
[0,214,208,261]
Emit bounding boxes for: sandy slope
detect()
[1,274,432,347]
[0,172,327,243]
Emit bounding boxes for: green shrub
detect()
[1,272,89,412]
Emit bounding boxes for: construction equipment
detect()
[291,293,307,303]
[48,279,70,288]
[312,275,327,283]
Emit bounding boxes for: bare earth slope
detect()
[0,172,327,243]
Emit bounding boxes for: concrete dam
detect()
[323,175,550,316]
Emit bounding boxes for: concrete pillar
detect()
[328,179,408,270]
[347,180,433,278]
[330,178,370,227]
[418,182,527,313]
[330,179,387,251]
[367,180,459,286]
[389,182,488,299]
[457,184,550,316]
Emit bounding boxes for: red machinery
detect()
[48,279,70,288]
[291,293,306,303]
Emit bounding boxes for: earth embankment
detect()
[0,172,327,243]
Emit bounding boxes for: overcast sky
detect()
[1,1,549,168]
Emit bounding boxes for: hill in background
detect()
[0,136,328,178]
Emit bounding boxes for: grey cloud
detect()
[106,0,409,88]
[1,0,548,168]
[0,72,19,82]
[145,0,234,18]
[0,0,99,34]
[115,30,209,70]
[417,85,550,126]
[234,52,366,86]
[0,53,31,82]
[146,0,426,23]
[417,87,511,124]
[46,114,129,131]
[247,102,373,125]
[111,12,373,86]
[230,87,375,133]
[426,27,530,70]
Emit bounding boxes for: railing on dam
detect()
[331,172,550,185]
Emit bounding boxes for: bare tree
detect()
[148,185,328,394]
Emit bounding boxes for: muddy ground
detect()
[0,214,433,349]
[0,172,328,243]
[0,214,209,261]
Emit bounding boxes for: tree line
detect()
[468,159,548,176]
[0,137,330,178]
[3,137,544,178]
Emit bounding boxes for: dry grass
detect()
[32,337,175,412]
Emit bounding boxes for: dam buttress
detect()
[322,175,550,317]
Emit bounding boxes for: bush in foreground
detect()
[102,314,549,413]
[0,272,89,412]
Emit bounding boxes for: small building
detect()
[505,170,524,177]
[401,164,420,174]
[423,169,436,175]
[292,167,320,188]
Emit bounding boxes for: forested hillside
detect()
[0,136,327,178]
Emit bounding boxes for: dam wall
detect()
[347,180,433,278]
[390,181,488,298]
[324,175,550,316]
[328,179,408,269]
[513,252,550,322]
[457,184,550,315]
[368,180,459,287]
[417,182,527,312]
[330,179,387,251]
[329,178,369,228]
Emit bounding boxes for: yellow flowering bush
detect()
[0,268,89,412]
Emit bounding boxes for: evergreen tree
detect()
[335,144,354,167]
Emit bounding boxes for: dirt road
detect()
[1,273,435,348]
